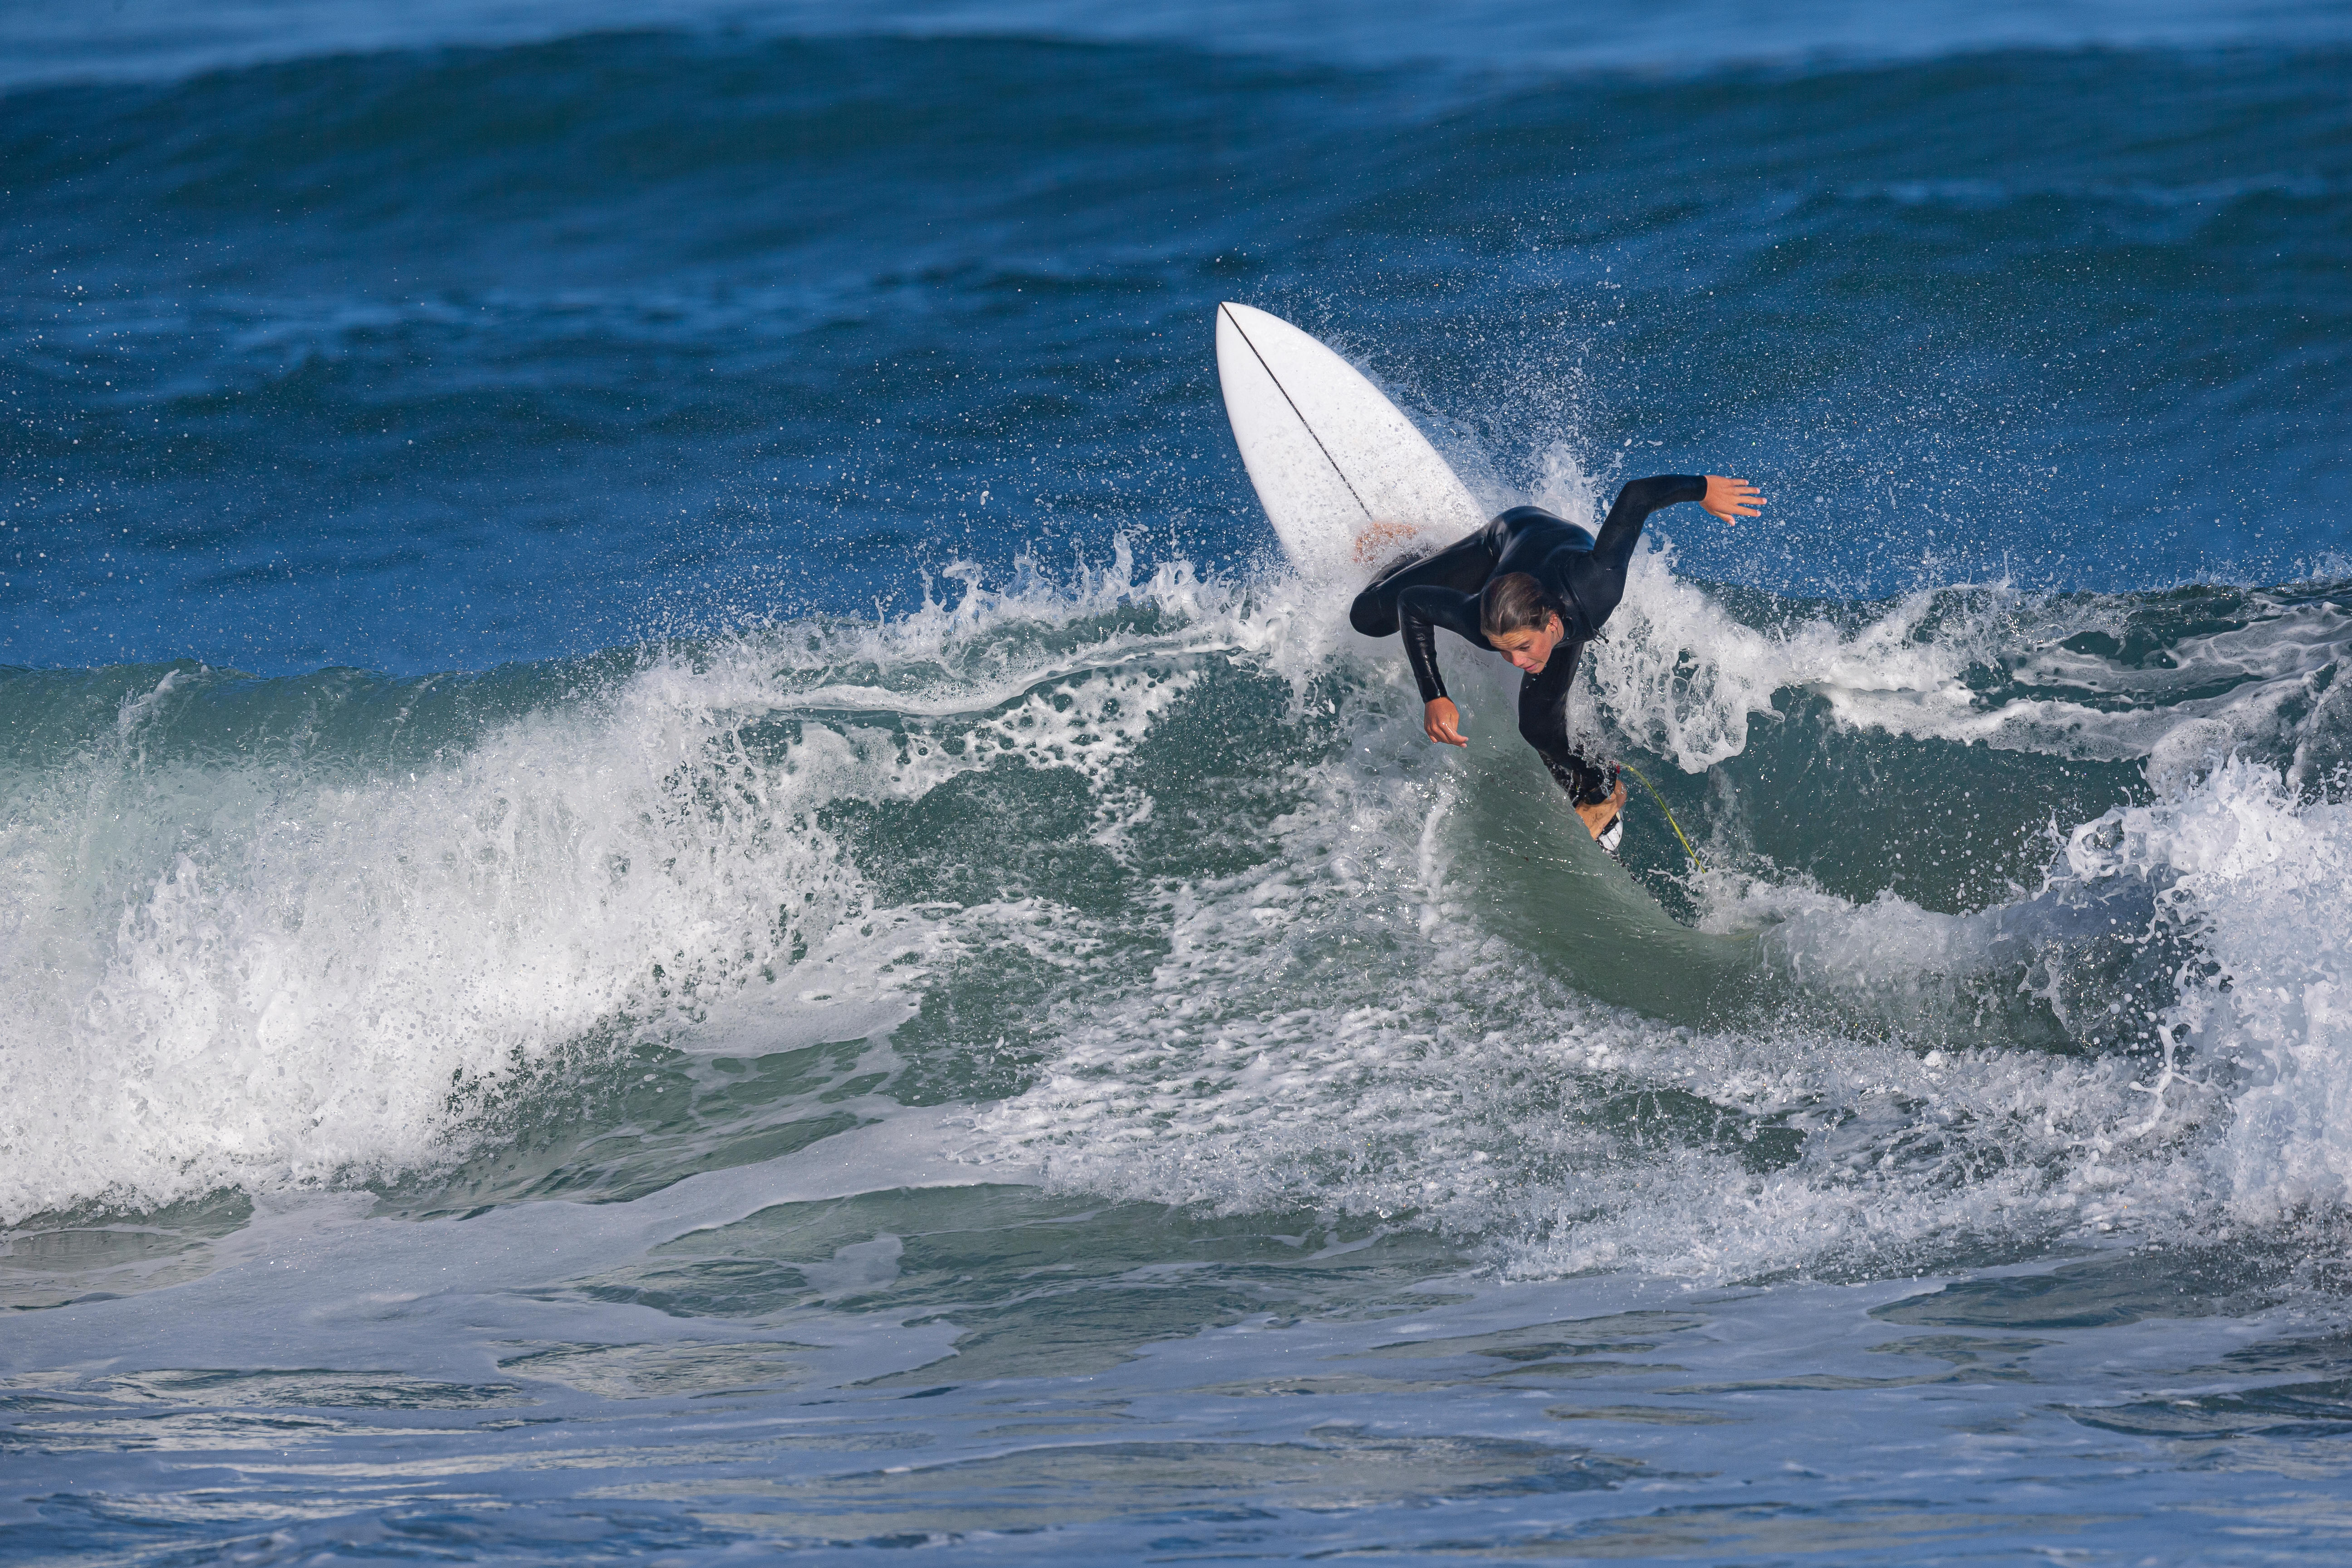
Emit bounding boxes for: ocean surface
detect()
[6,1,2352,1561]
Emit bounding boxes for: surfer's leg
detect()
[1516,641,1620,807]
[1347,526,1498,639]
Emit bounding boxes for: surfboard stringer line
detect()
[1220,302,1375,525]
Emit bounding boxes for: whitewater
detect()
[10,529,2350,1227]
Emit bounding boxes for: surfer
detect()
[1348,475,1764,842]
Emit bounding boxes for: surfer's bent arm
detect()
[1348,526,1500,748]
[1395,586,1484,705]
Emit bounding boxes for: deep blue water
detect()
[6,3,2352,1563]
[9,8,2348,674]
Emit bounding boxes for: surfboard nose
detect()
[1213,299,1487,574]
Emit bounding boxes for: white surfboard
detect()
[1215,302,1488,579]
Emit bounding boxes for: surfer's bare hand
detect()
[1424,698,1467,748]
[1702,475,1764,524]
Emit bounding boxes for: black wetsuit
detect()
[1348,475,1706,805]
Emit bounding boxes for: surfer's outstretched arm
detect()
[1590,475,1765,568]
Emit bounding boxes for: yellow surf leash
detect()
[1618,760,1706,874]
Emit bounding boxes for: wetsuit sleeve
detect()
[1591,475,1706,568]
[1396,586,1485,704]
[1349,521,1501,705]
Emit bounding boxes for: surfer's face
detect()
[1492,614,1565,673]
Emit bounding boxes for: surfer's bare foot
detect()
[1576,779,1627,841]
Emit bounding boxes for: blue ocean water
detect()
[5,1,2352,1562]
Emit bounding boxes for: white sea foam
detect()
[957,550,2351,1279]
[968,741,2228,1284]
[0,553,1253,1221]
[5,549,2348,1285]
[2,678,864,1219]
[2056,760,2352,1219]
[1592,539,2350,781]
